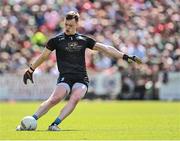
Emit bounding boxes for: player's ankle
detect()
[51,117,61,126]
[32,114,38,120]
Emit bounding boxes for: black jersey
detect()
[46,32,96,76]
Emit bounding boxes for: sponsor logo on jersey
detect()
[66,42,82,52]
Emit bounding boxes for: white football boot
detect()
[16,125,25,131]
[48,124,60,131]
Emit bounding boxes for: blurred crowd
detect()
[0,0,180,99]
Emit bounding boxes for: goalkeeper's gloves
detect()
[23,66,34,84]
[123,54,142,64]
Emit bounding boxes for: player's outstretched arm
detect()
[23,48,52,84]
[93,42,142,64]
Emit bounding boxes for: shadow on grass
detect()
[16,128,123,132]
[35,129,82,132]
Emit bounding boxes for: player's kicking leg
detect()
[16,83,69,131]
[32,83,70,119]
[48,83,87,131]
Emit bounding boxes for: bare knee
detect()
[70,93,82,104]
[47,85,68,105]
[48,92,65,105]
[48,97,61,105]
[70,83,87,104]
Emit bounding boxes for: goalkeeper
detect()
[17,11,142,131]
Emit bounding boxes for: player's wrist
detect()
[30,66,35,72]
[122,54,130,61]
[28,66,35,73]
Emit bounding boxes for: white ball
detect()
[21,116,37,130]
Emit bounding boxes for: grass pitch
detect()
[0,101,179,140]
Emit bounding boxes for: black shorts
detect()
[57,74,89,89]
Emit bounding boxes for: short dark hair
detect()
[65,11,80,22]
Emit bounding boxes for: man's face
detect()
[64,19,78,35]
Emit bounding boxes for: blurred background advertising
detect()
[0,0,180,101]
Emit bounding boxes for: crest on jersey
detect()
[66,42,82,52]
[68,42,78,48]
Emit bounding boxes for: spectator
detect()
[0,0,179,99]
